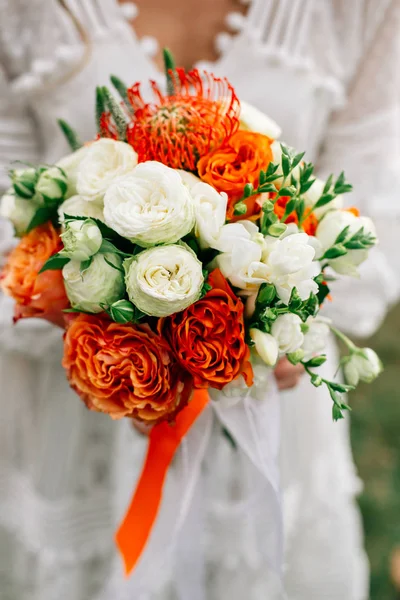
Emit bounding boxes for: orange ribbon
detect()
[115,389,209,576]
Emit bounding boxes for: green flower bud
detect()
[11,168,38,199]
[262,200,275,213]
[108,299,136,324]
[0,188,36,236]
[268,223,287,237]
[233,202,247,216]
[36,167,68,204]
[61,219,102,262]
[287,349,305,364]
[311,374,323,387]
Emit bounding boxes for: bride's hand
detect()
[274,357,304,390]
[132,419,153,436]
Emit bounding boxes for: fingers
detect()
[131,419,153,436]
[274,357,304,391]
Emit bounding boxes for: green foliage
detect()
[57,119,82,151]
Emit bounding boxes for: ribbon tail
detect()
[115,389,209,577]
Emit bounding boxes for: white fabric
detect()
[0,0,399,599]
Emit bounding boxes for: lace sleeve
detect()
[0,64,64,361]
[317,0,400,337]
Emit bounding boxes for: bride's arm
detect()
[316,1,400,338]
[0,65,64,360]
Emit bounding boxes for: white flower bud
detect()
[250,329,279,366]
[344,348,383,386]
[0,188,36,236]
[63,253,125,313]
[61,219,102,262]
[36,166,68,204]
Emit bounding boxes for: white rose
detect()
[215,221,270,293]
[192,181,228,249]
[77,138,138,202]
[303,177,343,218]
[36,167,68,204]
[0,189,36,236]
[316,210,377,276]
[250,328,279,366]
[302,316,331,362]
[124,244,204,317]
[58,195,104,224]
[57,145,91,198]
[63,253,125,313]
[264,232,320,304]
[240,101,282,139]
[103,161,195,246]
[61,219,103,262]
[271,313,304,354]
[344,348,383,387]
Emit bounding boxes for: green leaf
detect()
[281,155,291,179]
[332,404,345,421]
[243,183,254,198]
[334,225,350,245]
[324,244,348,259]
[39,253,70,274]
[99,239,131,258]
[323,174,333,194]
[265,162,280,177]
[281,196,297,221]
[296,198,305,222]
[96,86,106,134]
[278,186,295,197]
[280,144,291,157]
[26,207,54,233]
[259,170,266,185]
[80,257,93,274]
[328,381,355,393]
[313,193,335,210]
[305,355,327,368]
[110,74,132,111]
[291,151,305,170]
[163,48,177,96]
[102,86,127,140]
[57,119,82,151]
[258,183,279,194]
[299,178,316,194]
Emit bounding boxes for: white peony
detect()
[61,219,103,262]
[58,195,104,224]
[215,221,270,293]
[124,244,204,317]
[271,313,304,354]
[316,209,377,276]
[303,177,343,218]
[344,348,383,387]
[192,181,228,249]
[178,170,201,192]
[63,253,125,313]
[77,138,138,202]
[0,189,36,236]
[263,231,320,304]
[103,161,195,246]
[57,145,91,198]
[240,100,282,139]
[301,316,331,362]
[250,328,279,366]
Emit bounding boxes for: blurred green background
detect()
[351,304,400,599]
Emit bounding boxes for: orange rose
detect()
[273,196,318,236]
[1,222,69,325]
[63,314,193,423]
[159,269,253,390]
[197,130,273,219]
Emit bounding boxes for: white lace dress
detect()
[0,1,399,599]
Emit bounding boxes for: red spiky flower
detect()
[126,69,240,170]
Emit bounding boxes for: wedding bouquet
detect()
[0,55,382,575]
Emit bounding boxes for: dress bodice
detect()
[1,0,394,164]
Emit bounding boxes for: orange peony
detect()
[63,315,193,423]
[197,130,273,219]
[273,196,318,236]
[159,269,253,390]
[1,222,69,325]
